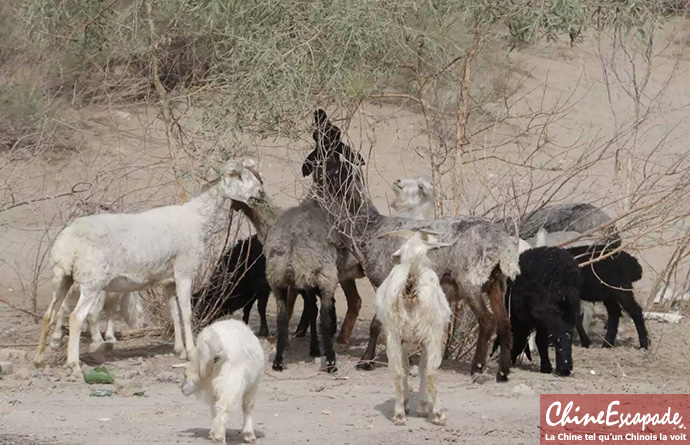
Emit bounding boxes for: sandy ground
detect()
[3,24,690,445]
[1,301,689,445]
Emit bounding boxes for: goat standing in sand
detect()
[33,160,265,373]
[376,229,451,426]
[175,319,264,444]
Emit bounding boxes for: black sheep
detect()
[301,109,365,178]
[193,235,318,346]
[504,246,584,376]
[568,245,649,349]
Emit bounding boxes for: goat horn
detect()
[245,165,264,185]
[378,229,416,240]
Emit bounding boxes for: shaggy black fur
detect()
[504,246,584,376]
[301,109,364,178]
[193,235,318,340]
[568,245,649,349]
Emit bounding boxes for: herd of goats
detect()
[28,110,651,443]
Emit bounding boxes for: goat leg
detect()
[318,289,337,373]
[272,288,289,371]
[336,279,362,345]
[257,293,270,337]
[618,291,649,349]
[356,316,382,370]
[535,327,553,374]
[294,291,313,338]
[486,271,511,382]
[602,299,622,348]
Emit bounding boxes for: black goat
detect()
[302,109,364,178]
[568,245,649,349]
[193,235,318,344]
[503,246,584,376]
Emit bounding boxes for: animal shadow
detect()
[181,428,265,444]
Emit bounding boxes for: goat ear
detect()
[418,228,444,239]
[418,177,433,196]
[378,229,416,240]
[425,241,452,250]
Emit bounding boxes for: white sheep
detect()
[33,159,265,373]
[174,319,264,444]
[391,177,435,220]
[375,229,452,426]
[50,287,144,351]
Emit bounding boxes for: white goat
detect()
[50,287,144,351]
[391,177,435,220]
[376,229,452,426]
[33,159,265,373]
[174,319,264,444]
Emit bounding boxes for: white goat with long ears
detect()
[33,159,265,373]
[376,229,452,426]
[391,177,435,220]
[174,319,264,444]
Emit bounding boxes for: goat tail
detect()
[120,292,145,328]
[499,249,521,281]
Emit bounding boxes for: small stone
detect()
[511,383,535,396]
[0,349,28,362]
[156,371,180,383]
[115,381,145,397]
[90,388,113,397]
[322,410,331,415]
[0,361,14,375]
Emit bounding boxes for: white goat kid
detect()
[391,177,435,220]
[50,287,144,351]
[174,319,264,444]
[376,229,452,426]
[33,159,264,373]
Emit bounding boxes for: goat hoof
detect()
[32,355,45,368]
[540,366,553,374]
[555,369,571,377]
[355,360,375,371]
[242,431,256,444]
[209,431,226,444]
[272,361,284,372]
[257,328,270,338]
[324,360,337,374]
[174,346,187,360]
[496,371,509,383]
[49,338,62,350]
[602,342,614,348]
[471,373,487,384]
[393,413,407,426]
[294,329,307,338]
[309,347,321,357]
[336,333,350,345]
[431,410,447,426]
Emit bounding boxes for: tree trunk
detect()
[452,26,482,216]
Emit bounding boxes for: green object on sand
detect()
[90,388,113,397]
[83,366,115,384]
